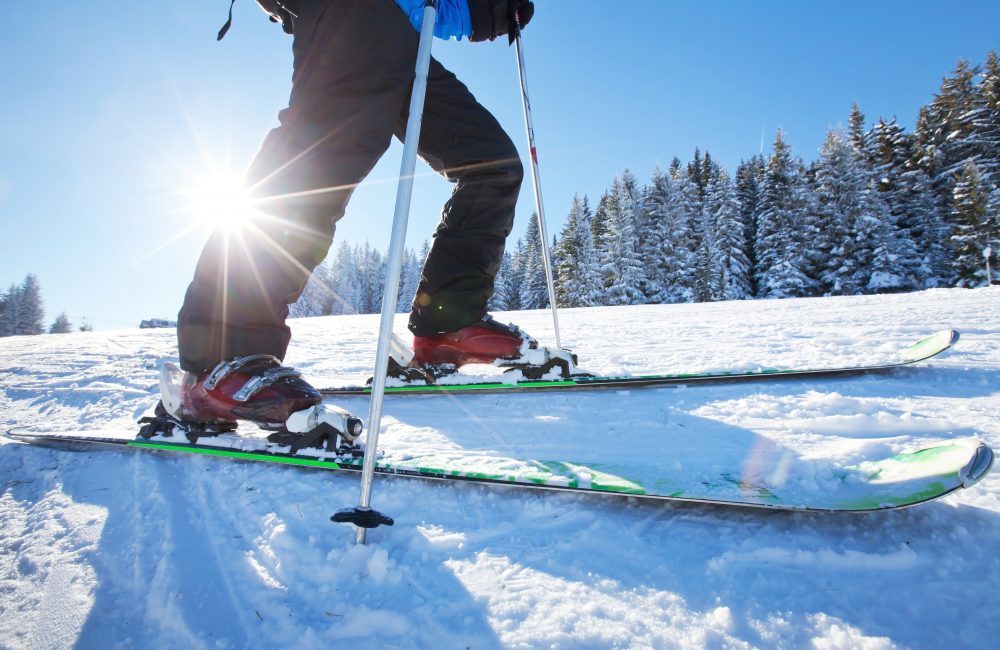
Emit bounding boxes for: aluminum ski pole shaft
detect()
[514,23,562,350]
[353,0,438,545]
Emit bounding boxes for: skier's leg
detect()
[403,59,524,337]
[177,0,420,374]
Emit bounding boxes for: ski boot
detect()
[140,356,363,453]
[403,315,584,381]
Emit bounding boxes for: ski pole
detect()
[332,0,439,544]
[513,15,562,350]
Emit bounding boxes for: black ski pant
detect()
[177,0,522,372]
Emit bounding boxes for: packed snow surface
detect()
[1,287,998,649]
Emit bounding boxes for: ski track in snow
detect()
[1,287,998,649]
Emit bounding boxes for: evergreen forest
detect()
[293,53,1000,317]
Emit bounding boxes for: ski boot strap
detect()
[233,366,303,402]
[203,354,281,390]
[203,355,305,402]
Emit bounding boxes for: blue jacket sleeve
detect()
[394,0,472,41]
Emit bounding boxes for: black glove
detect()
[469,0,535,44]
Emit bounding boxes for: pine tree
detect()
[328,241,361,315]
[976,51,1000,193]
[951,161,995,286]
[516,215,550,309]
[706,169,752,300]
[755,130,813,297]
[355,242,386,313]
[49,312,73,334]
[0,284,16,336]
[812,130,863,293]
[735,156,766,296]
[290,261,332,318]
[506,237,526,311]
[915,59,983,262]
[15,274,45,335]
[869,117,944,287]
[598,172,646,305]
[488,252,515,312]
[553,194,600,307]
[398,245,422,314]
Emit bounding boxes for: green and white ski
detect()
[5,424,992,512]
[320,330,960,397]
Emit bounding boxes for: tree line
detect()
[493,52,999,310]
[292,52,999,318]
[0,273,91,336]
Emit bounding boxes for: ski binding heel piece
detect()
[266,404,364,453]
[499,347,589,380]
[331,506,395,529]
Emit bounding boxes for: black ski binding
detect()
[138,402,235,444]
[266,422,348,454]
[331,506,395,529]
[501,353,592,380]
[369,358,459,386]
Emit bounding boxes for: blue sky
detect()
[1,1,998,330]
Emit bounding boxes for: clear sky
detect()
[1,1,998,331]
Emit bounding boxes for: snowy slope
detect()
[1,287,998,649]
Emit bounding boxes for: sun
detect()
[181,169,255,231]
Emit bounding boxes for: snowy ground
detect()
[1,287,998,649]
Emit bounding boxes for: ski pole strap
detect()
[218,0,237,40]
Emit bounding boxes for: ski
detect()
[320,329,960,397]
[5,423,992,513]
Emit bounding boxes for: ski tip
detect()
[961,441,994,489]
[946,329,961,347]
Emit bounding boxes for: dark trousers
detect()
[177,0,522,372]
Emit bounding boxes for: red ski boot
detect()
[163,355,321,425]
[412,316,538,368]
[410,316,581,380]
[148,356,363,451]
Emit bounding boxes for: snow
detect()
[1,287,999,648]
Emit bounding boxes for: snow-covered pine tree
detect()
[506,237,526,311]
[849,112,914,294]
[0,284,17,336]
[735,156,766,296]
[328,241,361,315]
[553,194,600,307]
[951,160,995,287]
[397,245,422,314]
[916,60,982,240]
[289,260,332,318]
[812,129,862,294]
[356,242,386,313]
[49,312,73,334]
[488,251,515,312]
[755,130,813,298]
[656,163,702,302]
[868,117,938,288]
[706,168,752,300]
[589,190,612,302]
[637,168,675,303]
[692,204,722,302]
[972,51,1000,194]
[598,172,646,306]
[516,215,550,309]
[14,274,45,335]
